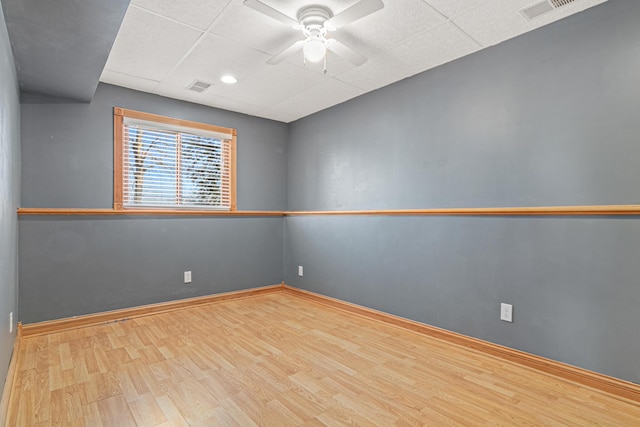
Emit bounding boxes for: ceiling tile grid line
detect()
[129,3,238,96]
[152,0,298,89]
[331,20,472,93]
[422,0,491,21]
[328,0,487,89]
[447,20,485,49]
[102,6,201,84]
[132,0,235,30]
[98,0,609,122]
[129,3,208,32]
[417,0,488,49]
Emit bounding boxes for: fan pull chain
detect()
[323,54,327,74]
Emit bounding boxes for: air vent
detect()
[520,0,576,20]
[551,0,576,7]
[520,1,554,19]
[188,80,212,93]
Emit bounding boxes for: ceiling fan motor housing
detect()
[297,5,332,30]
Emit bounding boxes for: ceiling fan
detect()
[243,0,384,73]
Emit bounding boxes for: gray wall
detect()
[0,0,20,397]
[285,0,640,383]
[21,84,287,210]
[1,0,130,101]
[19,83,287,323]
[14,0,640,388]
[20,216,283,322]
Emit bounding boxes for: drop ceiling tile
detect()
[393,22,481,77]
[163,33,271,88]
[209,1,302,55]
[154,81,215,103]
[100,69,160,92]
[283,49,356,78]
[453,0,607,47]
[205,62,328,107]
[269,78,365,121]
[203,95,267,118]
[153,82,265,116]
[101,0,609,123]
[334,50,413,92]
[131,0,232,30]
[423,0,488,19]
[255,109,296,123]
[104,7,203,82]
[335,0,446,58]
[234,0,361,20]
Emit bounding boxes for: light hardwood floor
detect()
[6,293,640,426]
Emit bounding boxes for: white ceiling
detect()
[101,0,607,123]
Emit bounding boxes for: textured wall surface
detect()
[1,0,129,101]
[21,83,287,210]
[20,216,283,323]
[0,0,20,397]
[19,83,287,323]
[285,0,640,383]
[13,0,640,389]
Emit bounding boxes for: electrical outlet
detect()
[184,271,192,284]
[500,303,513,322]
[9,312,13,333]
[298,265,303,276]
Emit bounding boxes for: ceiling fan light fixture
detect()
[244,0,381,69]
[303,38,326,63]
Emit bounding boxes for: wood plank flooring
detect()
[6,293,640,426]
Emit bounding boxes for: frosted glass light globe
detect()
[303,39,326,63]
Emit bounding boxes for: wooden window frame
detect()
[113,107,237,212]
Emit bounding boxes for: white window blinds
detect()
[122,119,233,210]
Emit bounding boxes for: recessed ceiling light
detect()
[221,75,237,84]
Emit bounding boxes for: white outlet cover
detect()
[500,303,513,322]
[184,271,192,284]
[298,266,303,276]
[9,312,13,334]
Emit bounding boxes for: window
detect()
[114,108,236,211]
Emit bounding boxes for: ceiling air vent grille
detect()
[520,1,554,20]
[520,0,576,20]
[551,0,576,7]
[188,80,212,93]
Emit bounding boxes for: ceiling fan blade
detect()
[327,40,367,66]
[267,40,305,65]
[243,0,299,27]
[325,0,384,29]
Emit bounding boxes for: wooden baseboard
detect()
[20,284,284,337]
[0,328,21,427]
[14,282,640,405]
[282,284,640,404]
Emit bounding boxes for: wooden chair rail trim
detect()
[17,204,640,217]
[0,328,21,427]
[19,284,284,337]
[17,208,284,217]
[286,205,640,216]
[281,285,640,404]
